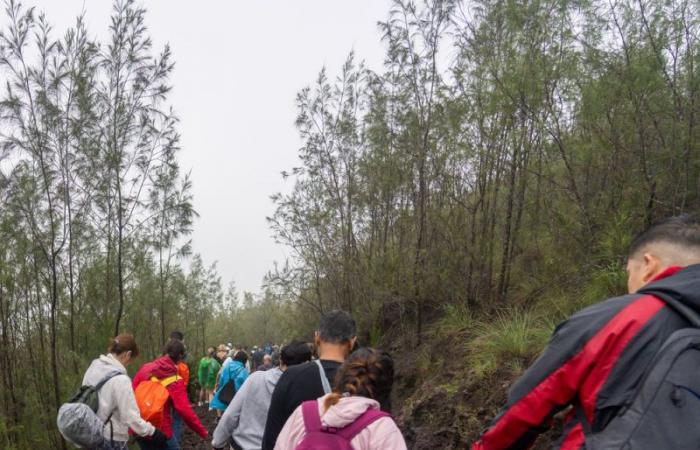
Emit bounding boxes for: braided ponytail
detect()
[324,347,394,411]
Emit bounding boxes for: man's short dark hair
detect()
[281,340,313,366]
[319,310,356,344]
[629,215,700,258]
[170,330,184,341]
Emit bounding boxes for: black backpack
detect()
[218,364,244,405]
[585,292,700,450]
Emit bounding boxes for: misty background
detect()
[36,0,390,294]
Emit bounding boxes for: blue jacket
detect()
[211,360,249,411]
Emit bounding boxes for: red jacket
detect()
[472,265,700,449]
[133,356,208,439]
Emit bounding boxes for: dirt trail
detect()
[181,404,219,450]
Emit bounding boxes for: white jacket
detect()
[82,354,155,442]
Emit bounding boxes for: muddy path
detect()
[181,404,219,450]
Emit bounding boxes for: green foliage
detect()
[432,303,475,337]
[468,310,551,377]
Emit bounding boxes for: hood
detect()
[320,395,381,429]
[263,367,283,393]
[82,354,126,386]
[229,360,245,370]
[638,264,700,317]
[147,355,178,379]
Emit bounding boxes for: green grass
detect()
[468,309,551,377]
[431,303,474,336]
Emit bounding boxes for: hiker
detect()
[168,330,189,445]
[271,345,281,367]
[212,341,313,450]
[79,334,167,450]
[211,350,250,417]
[473,215,700,449]
[273,347,406,450]
[223,345,251,372]
[197,347,216,406]
[215,344,228,364]
[261,310,357,450]
[132,339,208,449]
[258,354,273,372]
[251,346,265,372]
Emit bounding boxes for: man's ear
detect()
[642,252,662,283]
[349,336,358,351]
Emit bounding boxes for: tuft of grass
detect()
[431,303,474,337]
[368,321,383,347]
[468,309,551,377]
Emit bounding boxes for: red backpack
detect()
[295,400,391,450]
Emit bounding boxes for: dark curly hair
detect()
[324,347,394,411]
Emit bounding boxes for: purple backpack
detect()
[295,400,391,450]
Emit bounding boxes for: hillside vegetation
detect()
[1,0,699,448]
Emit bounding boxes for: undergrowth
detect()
[468,309,551,377]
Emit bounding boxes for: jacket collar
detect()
[99,353,127,373]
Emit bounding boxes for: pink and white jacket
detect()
[274,394,407,450]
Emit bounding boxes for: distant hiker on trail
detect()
[271,345,281,367]
[197,347,216,407]
[73,334,167,450]
[224,344,252,372]
[261,310,357,450]
[251,346,264,372]
[211,350,250,418]
[215,344,228,365]
[473,215,700,449]
[273,347,407,450]
[258,354,274,371]
[211,341,313,450]
[168,330,189,446]
[133,339,208,449]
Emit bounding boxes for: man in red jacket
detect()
[473,215,700,449]
[133,339,208,449]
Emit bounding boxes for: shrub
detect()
[468,309,550,377]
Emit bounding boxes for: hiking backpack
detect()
[294,400,391,450]
[585,292,700,449]
[56,371,121,448]
[134,375,181,427]
[217,363,244,405]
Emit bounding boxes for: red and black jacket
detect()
[472,264,700,450]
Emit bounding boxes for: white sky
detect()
[35,1,391,294]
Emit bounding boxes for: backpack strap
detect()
[314,359,332,395]
[302,401,323,433]
[95,371,122,391]
[150,374,181,387]
[336,408,391,441]
[161,375,181,387]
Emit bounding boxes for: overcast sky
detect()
[35,1,391,294]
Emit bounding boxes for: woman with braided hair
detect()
[274,347,407,450]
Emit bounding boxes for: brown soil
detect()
[181,404,219,450]
[387,330,557,450]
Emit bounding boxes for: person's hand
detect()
[151,429,167,445]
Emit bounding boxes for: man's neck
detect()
[318,343,348,363]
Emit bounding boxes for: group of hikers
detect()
[58,214,700,449]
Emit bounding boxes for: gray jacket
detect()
[212,367,283,449]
